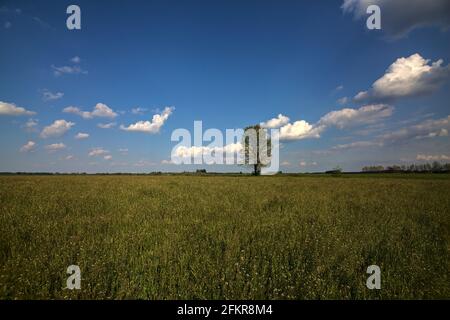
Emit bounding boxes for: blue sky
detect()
[1,0,449,173]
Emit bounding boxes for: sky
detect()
[1,0,449,173]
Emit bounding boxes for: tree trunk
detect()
[254,163,261,176]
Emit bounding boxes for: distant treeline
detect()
[0,171,248,176]
[1,162,450,175]
[362,162,450,173]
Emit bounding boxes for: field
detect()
[0,174,449,299]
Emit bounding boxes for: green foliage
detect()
[0,175,449,299]
[242,125,272,176]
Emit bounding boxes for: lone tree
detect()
[241,124,272,175]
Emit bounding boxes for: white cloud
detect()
[331,114,450,150]
[32,16,50,29]
[342,0,450,39]
[75,132,89,139]
[23,118,38,131]
[65,155,74,160]
[134,160,156,167]
[104,155,112,160]
[63,103,118,119]
[415,128,448,139]
[278,120,322,140]
[90,103,117,118]
[261,104,393,141]
[354,54,450,102]
[0,101,35,116]
[120,106,174,133]
[174,143,243,161]
[45,143,66,151]
[40,120,74,138]
[20,141,36,152]
[4,21,11,29]
[71,56,81,63]
[131,107,148,115]
[173,142,242,165]
[89,147,109,157]
[332,140,383,150]
[97,122,116,129]
[337,97,349,105]
[318,104,394,129]
[118,148,128,154]
[52,64,87,76]
[416,154,450,161]
[334,85,344,92]
[379,115,450,143]
[63,106,91,119]
[161,159,173,164]
[42,89,64,101]
[260,114,290,129]
[299,161,318,167]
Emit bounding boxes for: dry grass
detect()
[0,174,449,299]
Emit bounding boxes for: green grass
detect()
[0,175,449,299]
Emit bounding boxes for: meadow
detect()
[0,174,449,299]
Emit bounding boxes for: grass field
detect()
[0,174,449,299]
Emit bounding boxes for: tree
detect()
[241,124,271,176]
[432,161,442,172]
[362,165,384,172]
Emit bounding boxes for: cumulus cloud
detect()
[379,115,450,143]
[299,161,318,167]
[260,114,290,129]
[52,64,87,76]
[263,104,393,141]
[318,104,393,129]
[20,141,36,152]
[63,103,118,119]
[75,132,89,139]
[88,147,109,157]
[45,143,66,151]
[354,54,450,102]
[104,155,112,161]
[0,101,35,116]
[173,143,244,165]
[342,0,450,39]
[97,122,116,129]
[23,118,38,131]
[278,120,322,140]
[416,154,450,161]
[174,143,243,160]
[337,97,349,105]
[42,89,64,101]
[332,114,450,150]
[131,107,148,115]
[40,120,74,138]
[71,56,81,63]
[120,106,174,133]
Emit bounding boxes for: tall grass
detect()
[0,175,448,299]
